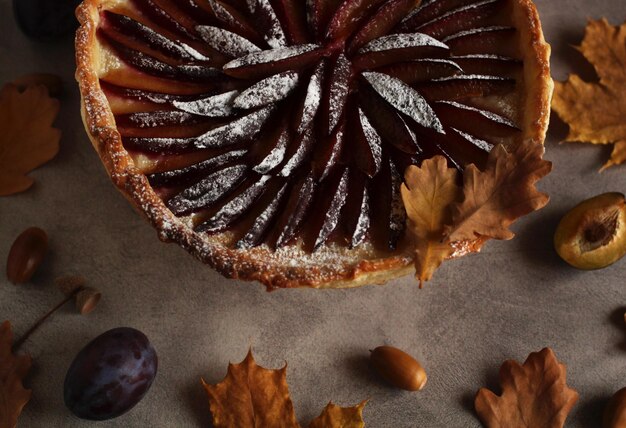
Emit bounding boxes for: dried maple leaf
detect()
[445,140,552,242]
[401,156,461,286]
[605,139,626,170]
[0,321,32,428]
[552,19,626,170]
[202,349,367,428]
[0,83,61,196]
[475,348,578,428]
[309,401,367,428]
[201,350,299,427]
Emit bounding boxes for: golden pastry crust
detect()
[75,0,551,290]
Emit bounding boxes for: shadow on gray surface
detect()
[344,354,372,384]
[548,113,615,173]
[458,366,501,426]
[514,208,570,271]
[459,391,475,414]
[609,306,626,352]
[551,23,598,82]
[548,20,617,173]
[184,378,214,428]
[575,395,609,428]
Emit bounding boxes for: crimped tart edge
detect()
[74,0,551,290]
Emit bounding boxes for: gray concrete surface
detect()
[1,0,625,426]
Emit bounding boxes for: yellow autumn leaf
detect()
[309,401,367,428]
[401,156,460,286]
[201,349,367,428]
[0,84,60,196]
[552,19,626,169]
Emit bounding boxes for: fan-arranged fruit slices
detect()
[76,0,551,288]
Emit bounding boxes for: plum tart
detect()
[75,0,552,289]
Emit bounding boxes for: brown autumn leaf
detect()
[552,19,626,170]
[201,349,366,428]
[607,141,626,169]
[309,401,367,428]
[401,156,461,286]
[0,83,61,196]
[445,140,552,242]
[0,321,32,428]
[475,348,578,428]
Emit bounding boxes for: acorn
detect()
[6,227,48,284]
[370,346,427,391]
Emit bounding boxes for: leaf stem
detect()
[12,287,82,352]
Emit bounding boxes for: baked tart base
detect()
[75,0,551,289]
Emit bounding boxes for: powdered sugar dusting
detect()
[432,74,511,83]
[223,44,320,69]
[276,173,316,246]
[148,150,247,187]
[363,71,444,133]
[208,0,238,27]
[109,13,210,62]
[358,32,448,53]
[358,107,382,175]
[237,182,288,248]
[196,25,261,57]
[416,0,499,30]
[195,106,274,148]
[179,43,210,61]
[451,127,494,152]
[438,100,517,128]
[130,106,273,151]
[125,110,196,127]
[173,90,240,117]
[256,0,287,48]
[400,0,428,23]
[253,128,289,173]
[314,168,349,250]
[320,125,344,181]
[167,164,247,214]
[443,26,512,43]
[279,129,314,177]
[328,53,351,133]
[233,71,299,109]
[296,61,324,134]
[351,187,370,248]
[196,174,272,232]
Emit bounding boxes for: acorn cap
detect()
[54,275,86,296]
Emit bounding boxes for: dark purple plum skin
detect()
[63,327,158,421]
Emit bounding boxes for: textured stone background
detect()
[1,0,625,426]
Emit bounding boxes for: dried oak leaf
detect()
[309,401,367,428]
[445,140,552,242]
[475,348,578,428]
[0,83,61,196]
[201,350,366,428]
[0,321,32,428]
[401,156,461,286]
[552,19,626,170]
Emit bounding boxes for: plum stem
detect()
[13,286,83,352]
